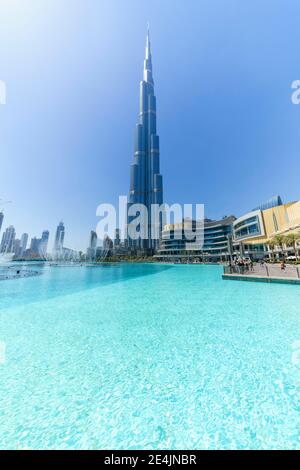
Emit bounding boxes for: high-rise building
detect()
[0,212,4,234]
[13,238,21,257]
[127,28,163,253]
[20,233,28,256]
[54,221,65,253]
[114,228,121,248]
[87,230,97,260]
[40,230,49,256]
[28,231,49,257]
[30,237,40,255]
[0,225,16,253]
[103,234,113,257]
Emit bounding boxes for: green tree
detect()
[285,232,300,260]
[267,238,276,262]
[272,234,287,260]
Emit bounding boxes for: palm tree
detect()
[272,234,287,260]
[285,232,300,260]
[267,238,276,262]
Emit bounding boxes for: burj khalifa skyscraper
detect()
[127,28,163,252]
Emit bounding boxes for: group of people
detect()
[228,257,287,273]
[228,258,254,272]
[235,258,254,271]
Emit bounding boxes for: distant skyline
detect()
[1,0,300,250]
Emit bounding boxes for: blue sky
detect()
[1,0,300,250]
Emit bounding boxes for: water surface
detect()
[0,263,299,449]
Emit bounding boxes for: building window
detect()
[235,223,259,239]
[234,216,257,230]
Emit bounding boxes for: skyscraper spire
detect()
[146,23,150,55]
[127,28,163,253]
[144,25,153,84]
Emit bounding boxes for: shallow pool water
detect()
[0,263,299,449]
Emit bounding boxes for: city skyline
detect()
[0,216,50,257]
[1,1,300,251]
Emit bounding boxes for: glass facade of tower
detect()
[128,30,163,252]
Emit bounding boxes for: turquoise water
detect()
[0,263,300,450]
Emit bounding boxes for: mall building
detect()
[155,196,300,262]
[232,196,300,260]
[155,216,236,262]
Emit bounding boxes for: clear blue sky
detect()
[1,0,300,250]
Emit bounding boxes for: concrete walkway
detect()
[223,263,300,285]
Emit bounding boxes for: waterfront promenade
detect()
[223,263,300,284]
